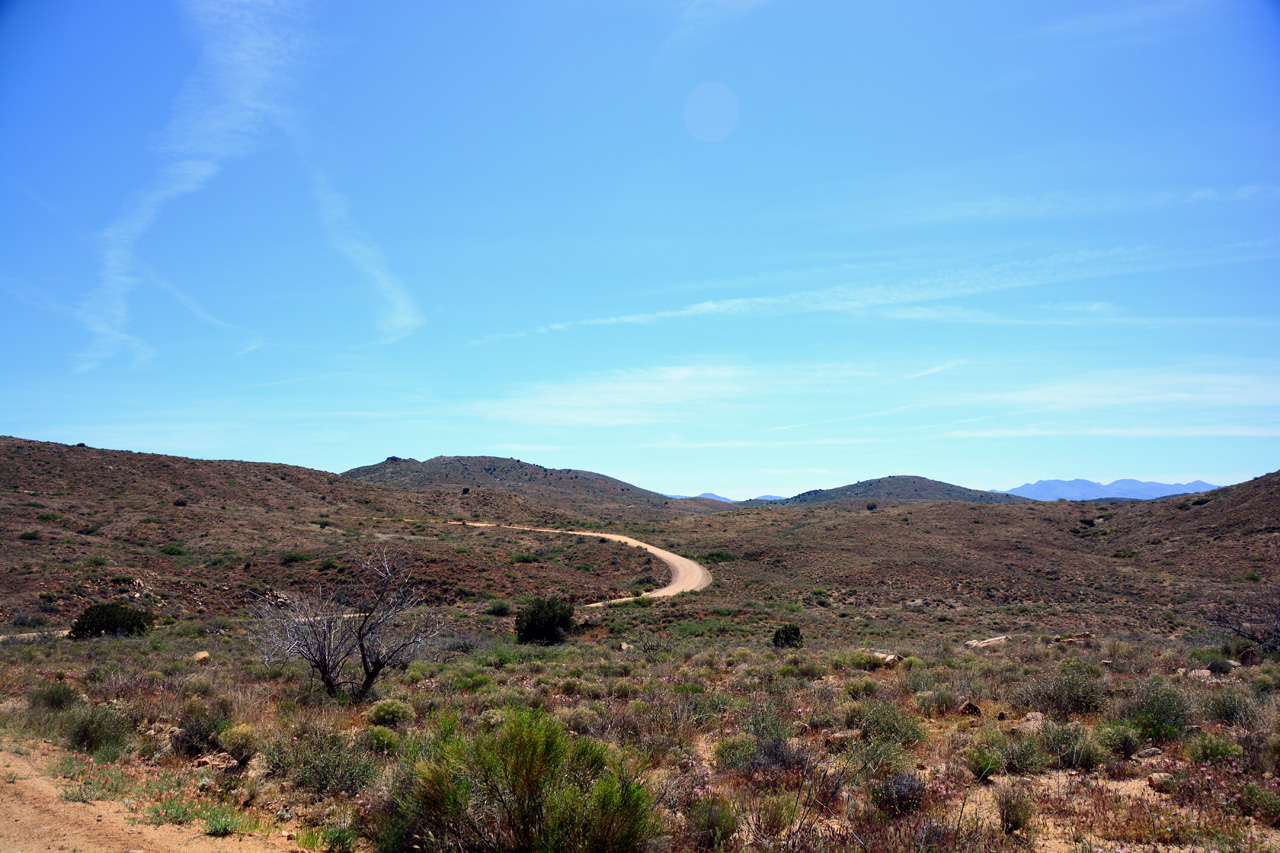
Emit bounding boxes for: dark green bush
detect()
[396,707,657,853]
[515,596,574,645]
[1116,678,1190,742]
[771,623,803,649]
[68,603,155,639]
[159,543,187,556]
[484,600,512,617]
[874,772,925,814]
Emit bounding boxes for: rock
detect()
[964,636,1010,650]
[1135,747,1162,758]
[825,730,862,754]
[1099,660,1113,667]
[1148,772,1175,794]
[196,752,237,771]
[866,651,903,667]
[620,642,632,652]
[1076,631,1093,640]
[1188,669,1213,680]
[1184,725,1201,736]
[192,651,211,664]
[1227,659,1241,668]
[1015,712,1045,737]
[957,701,982,716]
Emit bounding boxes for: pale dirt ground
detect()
[0,741,295,853]
[450,521,713,605]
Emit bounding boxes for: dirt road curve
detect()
[451,522,712,607]
[0,743,291,853]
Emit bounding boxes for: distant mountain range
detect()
[999,478,1219,501]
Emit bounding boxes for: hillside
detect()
[1002,477,1219,501]
[343,455,724,521]
[0,437,664,629]
[742,474,1031,507]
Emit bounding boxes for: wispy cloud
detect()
[311,174,424,341]
[76,0,421,369]
[906,360,966,380]
[660,0,780,54]
[979,369,1280,412]
[473,245,1230,344]
[1018,0,1216,47]
[951,425,1280,439]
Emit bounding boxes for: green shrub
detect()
[397,707,657,853]
[1192,733,1242,764]
[63,705,132,756]
[713,734,757,771]
[1016,662,1101,719]
[1240,783,1280,827]
[855,699,923,746]
[1116,679,1190,742]
[1039,721,1102,771]
[28,682,80,711]
[484,600,512,617]
[262,724,376,795]
[214,723,258,764]
[515,597,574,645]
[69,603,155,639]
[844,677,877,700]
[1202,688,1256,726]
[1001,735,1048,775]
[772,623,803,648]
[366,725,400,754]
[966,745,1002,782]
[368,698,415,727]
[687,795,738,851]
[159,543,187,556]
[1096,722,1143,759]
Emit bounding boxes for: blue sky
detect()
[2,0,1278,499]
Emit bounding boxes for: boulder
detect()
[192,651,211,665]
[1188,669,1213,681]
[1135,747,1162,759]
[1147,773,1175,794]
[963,636,1010,650]
[1014,712,1045,737]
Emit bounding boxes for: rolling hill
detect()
[343,455,724,520]
[740,475,1032,507]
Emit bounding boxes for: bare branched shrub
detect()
[252,547,447,700]
[1212,584,1280,654]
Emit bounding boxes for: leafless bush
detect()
[252,547,446,700]
[1212,584,1280,654]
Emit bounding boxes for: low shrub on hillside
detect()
[1115,678,1190,742]
[1015,660,1101,719]
[391,707,657,853]
[515,597,574,645]
[772,623,803,649]
[69,603,155,640]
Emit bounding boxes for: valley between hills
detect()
[2,434,1278,852]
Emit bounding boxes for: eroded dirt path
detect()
[449,522,711,606]
[0,742,291,853]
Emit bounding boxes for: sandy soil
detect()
[0,742,293,853]
[450,522,712,606]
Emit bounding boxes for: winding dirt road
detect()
[449,522,711,606]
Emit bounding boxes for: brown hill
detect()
[0,437,664,630]
[743,475,1031,507]
[342,455,724,521]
